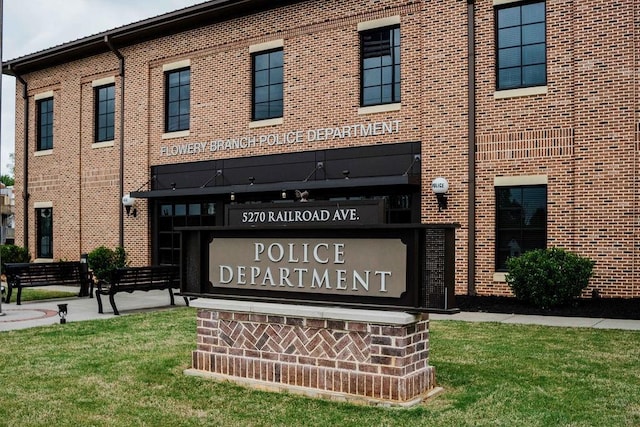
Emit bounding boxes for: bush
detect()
[506,247,595,309]
[0,244,31,275]
[87,246,129,283]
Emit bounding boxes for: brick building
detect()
[2,0,639,299]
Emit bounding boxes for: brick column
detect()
[185,300,440,407]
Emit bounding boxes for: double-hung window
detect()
[95,84,115,142]
[165,67,190,132]
[360,25,400,107]
[252,48,283,121]
[496,1,546,90]
[37,97,54,151]
[495,185,547,270]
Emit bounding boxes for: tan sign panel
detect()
[209,237,407,298]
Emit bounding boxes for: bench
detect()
[95,265,188,315]
[5,262,93,305]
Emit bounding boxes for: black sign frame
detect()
[179,224,457,312]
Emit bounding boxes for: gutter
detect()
[104,36,126,248]
[9,66,29,252]
[467,0,476,295]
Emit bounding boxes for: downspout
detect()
[11,68,29,252]
[104,36,125,248]
[467,0,477,295]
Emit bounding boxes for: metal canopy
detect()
[131,174,418,199]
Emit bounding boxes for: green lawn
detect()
[4,288,79,303]
[0,308,638,426]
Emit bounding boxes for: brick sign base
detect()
[185,299,441,407]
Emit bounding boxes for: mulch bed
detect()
[455,295,640,320]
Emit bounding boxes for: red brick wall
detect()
[10,0,640,297]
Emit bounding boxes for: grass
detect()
[0,308,639,426]
[3,288,79,303]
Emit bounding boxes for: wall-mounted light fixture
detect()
[248,176,255,185]
[431,177,449,212]
[230,192,236,202]
[281,190,287,199]
[122,193,137,217]
[57,303,68,324]
[342,170,350,179]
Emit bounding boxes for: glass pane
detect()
[498,68,521,89]
[168,87,179,101]
[179,100,189,114]
[254,53,269,71]
[180,85,190,100]
[254,104,269,120]
[522,2,545,24]
[523,64,546,86]
[363,68,381,87]
[499,47,521,68]
[255,70,268,87]
[270,100,283,117]
[160,205,173,216]
[498,27,521,48]
[363,87,380,105]
[363,56,381,70]
[168,72,180,86]
[180,70,190,84]
[522,43,545,65]
[270,67,283,84]
[497,6,521,28]
[381,65,393,84]
[188,203,201,216]
[381,84,392,103]
[106,99,115,113]
[522,23,545,44]
[269,84,283,101]
[270,50,283,68]
[255,86,268,103]
[204,203,216,215]
[381,54,392,66]
[168,102,179,116]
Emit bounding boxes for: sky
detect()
[0,0,206,177]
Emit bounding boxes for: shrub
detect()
[506,247,595,308]
[87,246,129,283]
[0,244,31,275]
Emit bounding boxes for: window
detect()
[252,49,283,121]
[36,207,53,258]
[165,68,190,132]
[95,84,115,142]
[360,25,400,107]
[37,97,54,151]
[496,1,546,90]
[495,185,546,270]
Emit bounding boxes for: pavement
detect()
[1,286,639,332]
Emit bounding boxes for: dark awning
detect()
[131,175,418,199]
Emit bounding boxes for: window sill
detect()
[34,149,53,157]
[92,140,115,149]
[494,86,547,100]
[493,272,508,282]
[34,258,54,263]
[162,130,190,139]
[358,103,401,115]
[249,117,283,129]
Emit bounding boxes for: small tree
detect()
[0,244,31,275]
[87,246,129,283]
[506,247,595,309]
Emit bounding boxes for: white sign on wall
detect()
[160,120,401,157]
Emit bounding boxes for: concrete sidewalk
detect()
[429,311,640,331]
[1,287,639,332]
[0,286,189,332]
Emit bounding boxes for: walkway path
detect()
[2,287,639,331]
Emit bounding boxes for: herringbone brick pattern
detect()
[219,320,370,362]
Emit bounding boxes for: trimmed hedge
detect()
[0,244,31,275]
[506,247,595,308]
[87,246,129,283]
